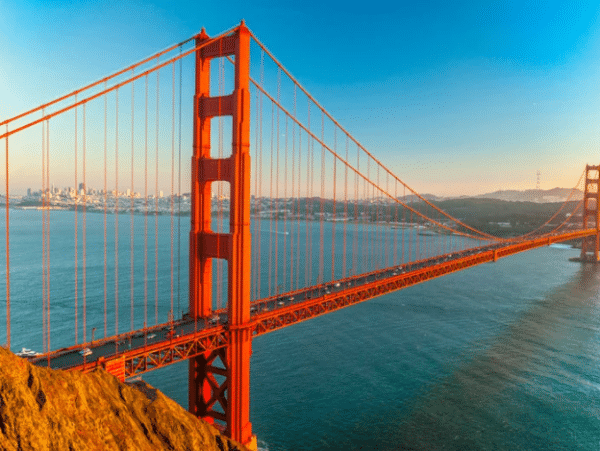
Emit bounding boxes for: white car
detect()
[16,348,41,358]
[79,347,92,357]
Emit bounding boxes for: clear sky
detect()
[2,0,600,196]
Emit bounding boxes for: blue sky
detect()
[2,0,600,196]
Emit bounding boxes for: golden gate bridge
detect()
[1,22,598,449]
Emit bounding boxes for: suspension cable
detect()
[251,80,490,241]
[247,31,501,241]
[0,25,239,129]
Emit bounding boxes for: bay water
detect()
[1,210,599,450]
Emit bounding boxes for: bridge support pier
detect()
[580,165,600,262]
[189,22,256,449]
[189,349,228,424]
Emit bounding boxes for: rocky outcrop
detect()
[0,347,246,451]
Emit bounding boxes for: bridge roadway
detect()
[27,228,594,379]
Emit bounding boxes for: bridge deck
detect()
[28,228,593,379]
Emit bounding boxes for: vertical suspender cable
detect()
[441,211,444,255]
[422,204,426,255]
[177,47,183,318]
[393,178,397,266]
[304,102,310,288]
[402,185,405,264]
[375,166,380,270]
[131,74,135,332]
[296,124,301,290]
[155,67,160,325]
[268,102,274,297]
[319,112,325,285]
[360,151,364,274]
[275,69,280,296]
[290,87,296,292]
[386,172,391,268]
[295,87,301,291]
[431,211,442,255]
[364,153,368,273]
[417,205,421,260]
[41,119,46,351]
[425,206,428,258]
[353,143,358,276]
[437,211,440,255]
[308,101,313,287]
[373,172,377,269]
[414,205,419,260]
[283,114,288,292]
[364,159,369,272]
[45,121,50,351]
[416,204,420,260]
[409,208,413,263]
[379,179,382,269]
[115,88,120,336]
[296,128,301,290]
[4,124,8,350]
[83,103,87,342]
[144,75,149,328]
[170,62,175,320]
[343,134,348,279]
[331,128,337,282]
[257,51,264,299]
[423,206,427,259]
[74,98,79,344]
[103,83,108,338]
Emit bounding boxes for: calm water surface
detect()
[1,211,598,450]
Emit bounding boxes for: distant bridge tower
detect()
[188,22,256,449]
[580,165,600,262]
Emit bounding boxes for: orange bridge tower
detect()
[188,22,256,449]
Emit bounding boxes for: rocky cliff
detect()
[0,347,247,451]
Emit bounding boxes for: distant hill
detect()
[431,197,581,237]
[471,188,582,203]
[401,188,581,204]
[402,193,444,203]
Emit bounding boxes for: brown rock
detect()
[0,347,247,451]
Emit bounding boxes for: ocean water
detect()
[242,244,600,451]
[2,210,599,450]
